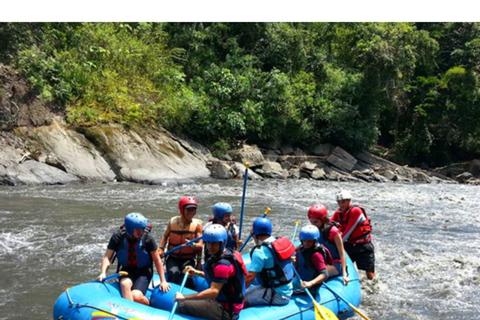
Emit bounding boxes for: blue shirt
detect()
[249,236,293,297]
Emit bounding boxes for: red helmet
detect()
[178,196,198,215]
[308,204,328,223]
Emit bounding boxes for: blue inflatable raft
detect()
[53,250,361,320]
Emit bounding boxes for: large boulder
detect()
[456,172,473,183]
[230,162,263,180]
[210,161,235,179]
[326,146,357,172]
[231,145,265,168]
[78,124,210,183]
[16,119,116,182]
[0,136,79,186]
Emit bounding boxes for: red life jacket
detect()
[335,205,372,244]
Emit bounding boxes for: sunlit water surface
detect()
[1,179,479,320]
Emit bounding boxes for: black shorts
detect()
[120,267,152,294]
[344,242,375,273]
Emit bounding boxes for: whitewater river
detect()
[0,179,479,320]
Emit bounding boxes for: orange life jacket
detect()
[167,216,202,259]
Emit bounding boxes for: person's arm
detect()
[158,223,171,258]
[333,233,348,285]
[302,252,327,288]
[194,222,203,269]
[245,271,258,288]
[175,282,223,301]
[341,207,365,242]
[151,250,171,292]
[97,249,115,281]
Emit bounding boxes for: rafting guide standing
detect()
[97,212,170,305]
[174,224,247,320]
[332,190,375,280]
[158,196,203,289]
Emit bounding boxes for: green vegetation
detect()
[1,22,480,166]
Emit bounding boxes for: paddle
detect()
[239,162,250,240]
[291,221,301,241]
[322,282,371,320]
[169,267,191,320]
[164,236,203,256]
[291,267,338,320]
[97,271,128,283]
[238,207,271,252]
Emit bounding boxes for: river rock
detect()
[326,146,357,172]
[372,173,389,183]
[311,168,326,180]
[352,170,373,182]
[469,159,480,177]
[231,145,265,168]
[280,144,294,155]
[288,168,301,179]
[260,161,285,179]
[299,161,318,172]
[210,160,235,179]
[456,172,473,183]
[412,171,432,183]
[16,119,116,182]
[79,124,210,183]
[230,162,263,180]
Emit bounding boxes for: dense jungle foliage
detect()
[1,22,479,166]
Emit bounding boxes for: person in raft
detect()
[308,204,348,285]
[158,196,203,289]
[98,212,170,305]
[294,225,335,293]
[332,190,375,280]
[203,202,241,261]
[244,217,295,307]
[175,224,247,320]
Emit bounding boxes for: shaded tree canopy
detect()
[1,22,479,166]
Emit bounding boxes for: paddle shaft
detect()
[164,236,203,256]
[322,283,371,320]
[238,162,250,240]
[291,222,300,242]
[238,207,271,252]
[292,267,334,320]
[169,271,190,320]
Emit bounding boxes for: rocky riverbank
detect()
[1,63,479,186]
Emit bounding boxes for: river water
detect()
[0,179,479,320]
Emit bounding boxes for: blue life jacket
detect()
[203,249,247,308]
[251,238,294,288]
[295,244,331,282]
[116,230,152,270]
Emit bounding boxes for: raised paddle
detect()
[169,267,191,320]
[164,236,203,256]
[292,267,338,320]
[322,282,371,320]
[291,221,301,241]
[238,207,271,252]
[239,162,250,240]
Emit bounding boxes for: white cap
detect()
[336,190,352,201]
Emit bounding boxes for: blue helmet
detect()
[299,225,320,241]
[253,217,272,236]
[212,202,233,220]
[125,212,148,236]
[203,224,228,251]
